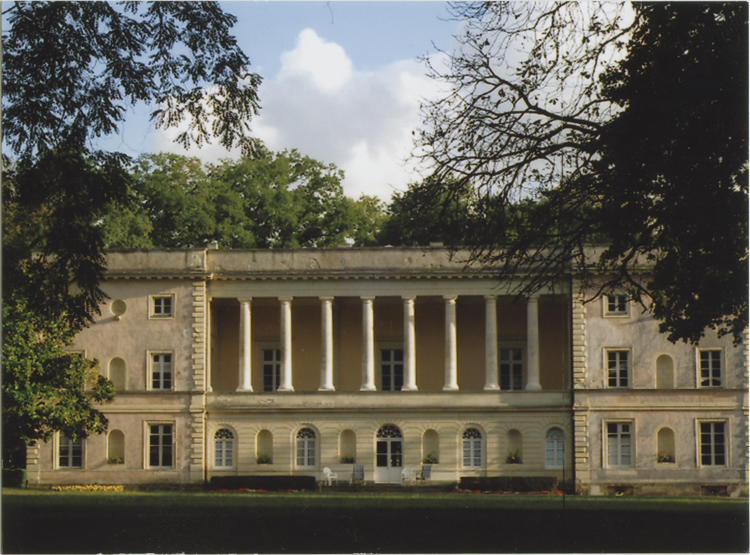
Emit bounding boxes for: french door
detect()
[374,425,403,483]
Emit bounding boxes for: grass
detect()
[3,489,748,553]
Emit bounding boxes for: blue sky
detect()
[108,1,462,199]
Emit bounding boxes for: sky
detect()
[102,1,462,200]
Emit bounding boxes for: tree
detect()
[101,149,387,249]
[2,1,261,464]
[377,176,477,246]
[417,1,748,343]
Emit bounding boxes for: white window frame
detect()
[261,348,282,392]
[696,348,723,388]
[461,428,483,468]
[604,420,634,468]
[214,428,235,469]
[379,346,404,392]
[605,348,631,388]
[697,420,728,468]
[57,433,84,469]
[145,421,175,469]
[148,351,174,391]
[295,427,317,468]
[149,294,175,319]
[498,344,525,391]
[545,427,565,469]
[603,294,630,317]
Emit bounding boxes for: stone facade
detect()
[26,247,748,495]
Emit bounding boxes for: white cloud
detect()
[152,28,450,200]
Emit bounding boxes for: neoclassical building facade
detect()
[26,247,748,496]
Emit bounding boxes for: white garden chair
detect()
[323,467,338,486]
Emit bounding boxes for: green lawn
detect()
[3,489,748,553]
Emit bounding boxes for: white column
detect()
[443,295,459,391]
[237,298,253,392]
[360,297,376,391]
[278,297,294,392]
[526,295,542,391]
[402,296,418,391]
[484,295,500,390]
[319,297,335,391]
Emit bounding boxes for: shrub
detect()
[2,468,26,488]
[459,476,557,492]
[341,454,355,464]
[423,452,439,464]
[506,451,522,464]
[256,455,272,465]
[208,476,317,491]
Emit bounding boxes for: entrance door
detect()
[374,425,403,483]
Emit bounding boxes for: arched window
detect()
[214,429,234,468]
[339,430,356,463]
[422,429,439,464]
[657,427,676,463]
[506,429,523,464]
[545,428,564,468]
[108,357,126,391]
[107,430,125,464]
[656,355,675,389]
[296,428,317,467]
[256,429,273,464]
[462,428,482,467]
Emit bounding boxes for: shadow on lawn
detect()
[3,494,748,553]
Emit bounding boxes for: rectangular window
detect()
[380,349,404,391]
[606,422,633,467]
[150,353,173,390]
[150,295,174,318]
[604,294,629,316]
[58,435,83,468]
[606,350,630,388]
[262,349,281,392]
[499,348,523,390]
[700,421,726,467]
[698,350,723,388]
[149,424,174,468]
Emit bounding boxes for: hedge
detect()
[208,475,317,491]
[3,468,27,488]
[459,476,557,492]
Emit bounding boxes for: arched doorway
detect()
[375,425,403,483]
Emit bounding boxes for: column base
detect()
[401,385,418,392]
[483,384,500,391]
[318,385,336,392]
[442,384,459,391]
[277,386,294,392]
[360,384,377,392]
[236,385,253,392]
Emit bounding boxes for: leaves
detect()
[417,2,748,343]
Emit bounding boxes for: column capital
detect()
[278,296,293,303]
[443,295,458,303]
[238,297,253,303]
[319,296,334,302]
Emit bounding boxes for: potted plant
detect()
[341,453,355,464]
[506,451,522,464]
[257,454,272,465]
[657,451,675,463]
[108,456,124,465]
[422,452,438,464]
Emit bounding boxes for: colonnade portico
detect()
[234,294,544,393]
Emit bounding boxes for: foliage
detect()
[417,2,748,343]
[101,149,386,249]
[505,451,522,464]
[422,452,439,464]
[377,176,476,246]
[3,1,261,157]
[2,295,115,467]
[341,454,355,464]
[256,454,272,465]
[2,1,260,463]
[657,452,675,464]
